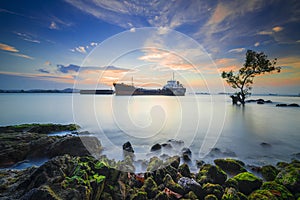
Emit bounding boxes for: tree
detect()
[221,50,281,105]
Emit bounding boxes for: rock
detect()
[288,103,300,107]
[154,191,169,200]
[178,177,203,199]
[265,100,272,103]
[248,190,277,200]
[260,142,272,147]
[150,143,162,151]
[182,147,192,161]
[257,101,264,104]
[214,158,247,175]
[276,161,289,169]
[47,136,102,157]
[163,174,185,195]
[221,187,240,200]
[130,191,147,200]
[203,183,224,199]
[196,160,205,168]
[123,141,134,153]
[167,139,184,146]
[161,143,172,148]
[276,104,287,107]
[185,191,198,199]
[261,181,294,200]
[275,160,300,194]
[141,177,158,199]
[204,194,218,200]
[22,185,61,200]
[178,163,191,177]
[292,152,300,159]
[232,172,262,195]
[147,157,163,172]
[197,164,227,185]
[165,156,180,169]
[261,165,279,181]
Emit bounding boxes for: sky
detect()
[0,0,300,94]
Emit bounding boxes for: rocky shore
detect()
[0,124,300,199]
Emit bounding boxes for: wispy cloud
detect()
[0,43,33,60]
[0,43,19,52]
[14,32,41,43]
[228,48,245,53]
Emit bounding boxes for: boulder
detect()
[197,164,227,185]
[221,187,240,200]
[214,158,247,175]
[178,177,203,199]
[232,172,262,195]
[178,163,191,177]
[47,136,102,157]
[276,104,287,107]
[163,174,185,195]
[275,160,300,194]
[248,190,277,200]
[122,141,134,153]
[288,103,300,107]
[261,181,294,200]
[260,142,272,147]
[261,165,279,181]
[150,143,162,151]
[182,147,192,161]
[203,183,224,199]
[141,177,158,199]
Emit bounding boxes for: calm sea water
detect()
[1,93,300,169]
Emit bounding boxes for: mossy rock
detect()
[165,156,181,169]
[214,158,247,175]
[147,157,163,172]
[248,189,277,200]
[205,194,218,200]
[197,164,227,185]
[185,191,198,199]
[155,191,169,200]
[163,174,185,195]
[261,181,294,200]
[224,178,238,190]
[141,177,158,199]
[130,191,147,200]
[178,163,191,177]
[261,165,279,181]
[203,183,224,199]
[275,161,300,194]
[233,172,262,195]
[222,187,240,200]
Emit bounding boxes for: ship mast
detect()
[172,72,175,81]
[131,76,134,86]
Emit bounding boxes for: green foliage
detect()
[221,50,280,104]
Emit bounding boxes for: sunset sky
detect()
[0,0,300,94]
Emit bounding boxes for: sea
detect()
[1,93,300,171]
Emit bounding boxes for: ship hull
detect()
[113,83,185,96]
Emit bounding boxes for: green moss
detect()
[141,177,158,199]
[275,162,300,194]
[185,191,198,199]
[261,181,294,200]
[203,183,224,199]
[248,190,277,200]
[147,157,163,172]
[154,191,169,200]
[178,163,191,177]
[214,158,246,175]
[234,172,259,182]
[197,164,227,185]
[221,187,240,200]
[163,174,184,195]
[130,191,147,200]
[261,165,279,181]
[205,194,218,200]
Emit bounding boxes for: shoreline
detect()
[1,123,300,199]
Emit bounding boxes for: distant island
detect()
[0,88,80,93]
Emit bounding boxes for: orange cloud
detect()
[0,43,19,52]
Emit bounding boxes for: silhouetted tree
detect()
[221,50,280,105]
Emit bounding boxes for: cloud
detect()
[57,64,80,73]
[49,21,59,30]
[90,42,98,46]
[64,0,210,30]
[228,48,245,53]
[73,46,86,54]
[129,27,136,32]
[14,32,40,43]
[38,69,50,73]
[14,53,34,60]
[0,43,19,52]
[254,42,260,47]
[272,26,283,32]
